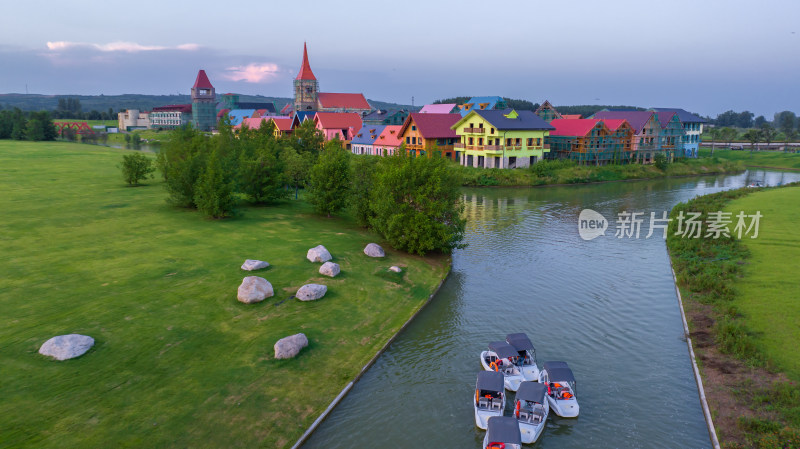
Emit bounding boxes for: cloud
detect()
[45,41,200,53]
[222,63,281,83]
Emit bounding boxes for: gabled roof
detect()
[351,125,387,145]
[280,103,293,115]
[192,70,213,89]
[235,117,269,130]
[399,113,461,139]
[373,125,402,147]
[456,109,554,131]
[314,112,363,131]
[152,104,192,113]
[296,42,316,81]
[602,119,630,132]
[270,117,293,132]
[460,96,506,116]
[294,111,316,122]
[651,108,707,124]
[227,109,257,126]
[318,92,371,110]
[561,114,582,120]
[217,108,230,118]
[534,100,562,118]
[549,119,602,137]
[420,103,457,114]
[592,110,655,134]
[655,110,678,129]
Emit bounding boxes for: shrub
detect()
[119,153,156,186]
[193,149,235,218]
[654,153,668,170]
[350,155,379,227]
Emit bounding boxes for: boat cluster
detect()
[474,333,579,448]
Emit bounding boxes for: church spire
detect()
[296,42,317,81]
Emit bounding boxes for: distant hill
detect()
[0,93,417,115]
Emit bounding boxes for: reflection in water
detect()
[303,170,800,449]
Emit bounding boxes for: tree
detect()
[743,128,761,153]
[720,127,738,150]
[281,147,313,199]
[307,140,351,217]
[119,153,156,186]
[289,119,324,156]
[760,123,777,150]
[61,126,77,141]
[776,111,797,149]
[350,155,379,227]
[157,126,209,207]
[369,152,465,255]
[193,149,235,218]
[25,111,57,141]
[654,153,668,170]
[754,115,767,128]
[708,127,721,156]
[238,139,287,204]
[0,111,14,138]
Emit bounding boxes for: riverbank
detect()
[667,184,800,448]
[0,140,449,448]
[699,147,800,171]
[458,157,743,187]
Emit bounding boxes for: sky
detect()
[1,0,798,117]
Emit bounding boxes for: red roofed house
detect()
[592,110,664,164]
[547,119,634,165]
[317,93,371,115]
[314,112,363,149]
[291,43,371,116]
[269,117,294,138]
[372,125,403,156]
[397,113,461,160]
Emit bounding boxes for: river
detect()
[302,169,800,449]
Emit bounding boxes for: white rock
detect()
[306,245,332,263]
[364,243,385,258]
[389,266,402,273]
[296,284,328,301]
[319,261,340,277]
[274,333,309,359]
[237,276,274,304]
[39,334,95,361]
[241,259,269,271]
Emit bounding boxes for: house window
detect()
[490,128,495,134]
[478,138,483,145]
[515,138,521,146]
[412,125,416,131]
[506,138,512,146]
[527,138,533,147]
[412,137,417,144]
[406,137,410,144]
[468,137,474,145]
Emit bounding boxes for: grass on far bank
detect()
[699,147,800,171]
[0,140,448,448]
[457,156,743,187]
[667,184,800,448]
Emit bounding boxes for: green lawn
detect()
[699,148,800,170]
[0,140,448,448]
[724,187,800,379]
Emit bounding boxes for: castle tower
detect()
[191,69,216,131]
[293,43,319,112]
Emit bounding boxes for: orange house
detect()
[396,113,461,159]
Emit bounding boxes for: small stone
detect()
[389,266,402,273]
[296,284,327,301]
[274,333,309,359]
[39,334,95,361]
[237,276,274,304]
[306,245,332,263]
[364,243,385,258]
[241,259,269,271]
[319,261,340,277]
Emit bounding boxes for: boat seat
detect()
[518,410,530,420]
[479,397,489,409]
[490,399,503,411]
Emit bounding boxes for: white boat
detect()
[506,333,540,382]
[480,341,526,391]
[474,371,506,429]
[514,381,549,443]
[539,361,580,418]
[747,181,764,188]
[483,416,522,449]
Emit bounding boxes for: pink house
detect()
[313,112,363,148]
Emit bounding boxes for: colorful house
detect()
[459,96,508,116]
[362,109,409,126]
[269,117,293,138]
[592,110,666,164]
[372,125,403,156]
[291,111,316,129]
[652,108,705,158]
[453,109,554,169]
[655,111,686,160]
[397,113,461,159]
[419,103,458,114]
[534,100,562,123]
[351,125,386,155]
[547,119,634,165]
[313,112,363,149]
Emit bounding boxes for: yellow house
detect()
[452,109,554,169]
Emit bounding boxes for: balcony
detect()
[463,127,485,134]
[484,145,502,152]
[454,143,465,149]
[507,145,522,150]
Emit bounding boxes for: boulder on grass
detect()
[364,243,385,258]
[241,259,269,271]
[306,245,332,263]
[274,333,309,359]
[39,334,95,361]
[389,266,402,273]
[319,262,340,277]
[237,276,274,304]
[296,284,327,301]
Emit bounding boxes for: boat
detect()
[746,180,764,188]
[474,371,506,429]
[483,416,522,449]
[539,361,579,418]
[505,333,540,382]
[514,381,549,443]
[480,341,526,391]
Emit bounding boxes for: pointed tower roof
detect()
[193,70,213,89]
[295,42,317,81]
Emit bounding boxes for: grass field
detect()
[0,140,448,448]
[724,187,800,378]
[699,148,800,170]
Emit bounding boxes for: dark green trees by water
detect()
[0,109,57,141]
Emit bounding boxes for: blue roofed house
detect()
[652,108,706,158]
[351,125,386,155]
[459,96,508,116]
[361,109,409,126]
[291,110,316,129]
[227,109,256,127]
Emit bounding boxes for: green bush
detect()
[350,155,379,227]
[119,153,156,186]
[307,141,351,217]
[193,149,235,218]
[654,153,668,170]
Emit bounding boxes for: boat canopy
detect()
[488,341,519,359]
[486,416,522,444]
[506,333,534,352]
[543,361,576,384]
[477,371,505,392]
[516,381,547,403]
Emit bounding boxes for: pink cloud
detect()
[223,63,281,83]
[46,41,200,53]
